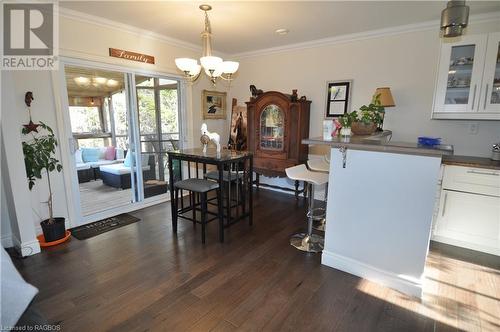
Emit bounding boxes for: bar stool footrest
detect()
[290,233,324,253]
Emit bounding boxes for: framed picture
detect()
[325,80,352,118]
[228,103,248,151]
[202,90,227,119]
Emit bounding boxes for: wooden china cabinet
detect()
[246,90,311,195]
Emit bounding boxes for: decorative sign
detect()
[109,48,155,64]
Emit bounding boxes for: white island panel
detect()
[322,148,442,298]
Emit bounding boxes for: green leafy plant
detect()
[337,94,385,128]
[22,121,62,224]
[351,94,385,125]
[338,113,353,128]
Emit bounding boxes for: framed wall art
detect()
[202,90,227,119]
[325,80,352,118]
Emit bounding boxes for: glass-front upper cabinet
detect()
[479,32,500,114]
[259,104,284,151]
[433,33,500,120]
[433,35,487,116]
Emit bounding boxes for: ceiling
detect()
[65,66,126,98]
[60,1,500,55]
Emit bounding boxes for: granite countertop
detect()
[303,131,454,157]
[442,155,500,170]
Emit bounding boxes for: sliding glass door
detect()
[62,63,181,223]
[135,76,180,200]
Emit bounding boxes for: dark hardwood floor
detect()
[12,189,500,331]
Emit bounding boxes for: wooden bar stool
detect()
[173,178,222,243]
[285,164,329,253]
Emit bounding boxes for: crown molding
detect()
[59,7,203,54]
[232,11,500,59]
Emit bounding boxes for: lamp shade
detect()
[200,56,223,71]
[220,61,239,74]
[374,87,395,107]
[175,58,198,72]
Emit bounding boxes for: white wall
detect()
[1,169,13,248]
[227,20,500,158]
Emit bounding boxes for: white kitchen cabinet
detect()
[432,33,500,120]
[432,165,500,255]
[479,32,500,114]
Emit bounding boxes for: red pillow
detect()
[105,146,116,160]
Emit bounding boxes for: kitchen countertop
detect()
[303,131,454,157]
[442,155,500,170]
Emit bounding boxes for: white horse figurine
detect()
[200,123,220,153]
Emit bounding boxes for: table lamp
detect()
[373,87,395,130]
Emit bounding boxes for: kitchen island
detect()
[303,133,453,298]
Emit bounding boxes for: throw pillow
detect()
[75,149,83,164]
[81,148,99,162]
[105,146,116,160]
[116,148,125,160]
[98,147,107,159]
[123,151,134,167]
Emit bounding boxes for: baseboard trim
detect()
[431,234,500,257]
[12,236,41,257]
[321,250,422,298]
[1,233,13,248]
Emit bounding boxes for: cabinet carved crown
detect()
[246,90,311,177]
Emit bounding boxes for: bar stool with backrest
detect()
[285,164,329,253]
[307,156,330,231]
[173,178,222,243]
[204,169,244,225]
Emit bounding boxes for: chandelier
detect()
[175,4,239,86]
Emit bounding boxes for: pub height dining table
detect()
[167,148,253,242]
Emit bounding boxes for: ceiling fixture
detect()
[93,77,108,85]
[440,0,469,38]
[275,28,289,35]
[74,76,90,86]
[175,4,239,86]
[106,79,119,87]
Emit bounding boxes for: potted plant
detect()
[22,121,65,242]
[350,94,385,135]
[338,113,353,136]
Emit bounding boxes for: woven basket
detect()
[351,122,377,136]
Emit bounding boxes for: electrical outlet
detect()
[469,123,479,135]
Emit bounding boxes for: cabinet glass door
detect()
[260,104,284,151]
[445,44,476,106]
[491,44,500,105]
[433,35,487,115]
[480,32,500,113]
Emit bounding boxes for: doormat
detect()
[70,214,140,240]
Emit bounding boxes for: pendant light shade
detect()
[200,56,223,72]
[440,1,469,38]
[175,58,198,73]
[220,61,239,74]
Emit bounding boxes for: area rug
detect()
[70,213,140,240]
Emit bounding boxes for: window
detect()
[70,106,101,133]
